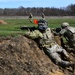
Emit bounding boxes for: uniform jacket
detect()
[25,28,56,48]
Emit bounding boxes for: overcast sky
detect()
[0,0,75,8]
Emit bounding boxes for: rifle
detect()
[20,19,39,31]
[20,26,37,31]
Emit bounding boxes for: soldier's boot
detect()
[69,63,75,72]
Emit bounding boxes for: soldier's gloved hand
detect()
[24,31,31,38]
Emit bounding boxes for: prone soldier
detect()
[24,19,75,72]
[59,22,75,52]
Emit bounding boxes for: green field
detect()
[0,18,75,36]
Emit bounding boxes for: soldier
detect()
[28,13,33,23]
[25,19,74,72]
[59,22,75,52]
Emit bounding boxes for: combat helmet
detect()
[61,22,69,28]
[38,19,48,31]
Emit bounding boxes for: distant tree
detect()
[0,4,75,16]
[17,6,26,16]
[0,8,4,16]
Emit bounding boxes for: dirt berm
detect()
[0,35,75,75]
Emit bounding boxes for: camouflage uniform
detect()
[60,25,75,51]
[25,27,73,68]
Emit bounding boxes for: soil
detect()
[0,20,7,24]
[0,35,75,75]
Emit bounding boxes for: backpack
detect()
[65,26,75,42]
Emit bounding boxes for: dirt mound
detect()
[0,20,7,24]
[0,35,74,75]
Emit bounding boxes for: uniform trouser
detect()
[44,44,71,67]
[72,43,75,50]
[68,41,75,50]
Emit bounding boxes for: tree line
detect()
[0,4,75,16]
